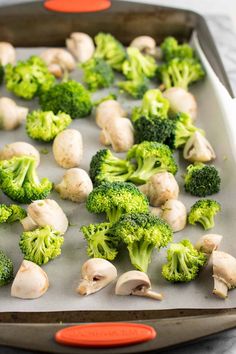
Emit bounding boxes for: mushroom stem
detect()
[132,287,163,301]
[213,277,228,299]
[21,215,38,231]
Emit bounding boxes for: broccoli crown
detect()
[39,80,92,119]
[131,89,170,122]
[0,250,13,286]
[86,181,149,223]
[133,116,174,144]
[0,204,12,223]
[89,149,135,186]
[0,64,4,85]
[184,162,221,197]
[19,225,64,265]
[188,199,221,230]
[117,77,149,99]
[26,110,72,142]
[122,47,157,80]
[5,56,55,100]
[161,36,194,62]
[162,239,207,282]
[94,32,126,71]
[7,204,27,223]
[112,213,173,272]
[127,141,178,184]
[158,58,205,91]
[0,156,52,203]
[81,57,114,91]
[80,222,119,261]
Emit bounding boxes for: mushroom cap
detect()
[149,206,162,217]
[0,41,15,65]
[163,87,197,120]
[130,36,156,53]
[195,234,223,255]
[115,270,151,295]
[0,97,28,130]
[102,117,134,152]
[161,199,187,232]
[0,142,40,167]
[66,32,95,63]
[95,100,126,129]
[11,260,49,299]
[40,48,76,78]
[212,251,236,289]
[183,131,216,163]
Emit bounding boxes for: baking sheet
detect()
[0,35,236,312]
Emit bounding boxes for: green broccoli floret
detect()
[133,116,174,144]
[81,222,119,261]
[158,58,205,91]
[26,110,72,142]
[86,181,149,224]
[5,56,55,100]
[184,162,221,197]
[122,47,157,80]
[161,36,194,62]
[89,149,135,186]
[19,225,64,265]
[0,250,13,286]
[162,239,207,282]
[39,80,92,119]
[94,32,126,71]
[93,93,117,106]
[117,77,149,99]
[127,141,178,184]
[131,89,170,122]
[0,204,12,223]
[112,213,173,272]
[188,199,221,230]
[0,156,52,203]
[81,58,114,91]
[0,64,4,85]
[7,204,27,223]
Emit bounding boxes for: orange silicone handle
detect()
[44,0,111,13]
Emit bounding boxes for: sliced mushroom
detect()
[66,32,95,63]
[139,172,179,207]
[0,97,28,130]
[0,142,40,167]
[21,199,68,234]
[0,42,15,65]
[212,251,236,299]
[11,260,49,299]
[55,168,93,203]
[40,48,76,78]
[115,270,163,301]
[183,131,216,162]
[161,199,187,232]
[163,87,197,120]
[77,258,117,296]
[95,100,126,129]
[195,234,223,255]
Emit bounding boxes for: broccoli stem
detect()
[25,159,40,186]
[129,157,164,184]
[106,207,123,224]
[127,240,154,272]
[199,215,214,230]
[14,159,31,186]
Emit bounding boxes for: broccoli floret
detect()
[26,110,72,142]
[94,32,126,71]
[19,225,64,265]
[81,58,114,91]
[86,181,149,224]
[93,93,117,106]
[158,58,205,91]
[122,47,157,80]
[112,213,173,272]
[39,80,92,119]
[133,116,174,144]
[162,239,207,282]
[117,77,149,99]
[127,141,178,184]
[0,64,4,85]
[81,222,119,261]
[131,89,170,122]
[188,199,221,230]
[0,156,52,203]
[161,36,194,62]
[89,149,135,186]
[0,204,12,223]
[7,204,27,223]
[5,56,55,100]
[184,162,221,197]
[0,250,13,286]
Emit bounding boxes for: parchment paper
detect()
[0,36,236,312]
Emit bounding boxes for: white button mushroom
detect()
[212,251,236,299]
[55,168,93,203]
[195,234,223,256]
[53,129,83,169]
[163,87,197,120]
[95,100,126,129]
[77,258,117,296]
[0,142,40,167]
[161,199,187,232]
[149,206,162,217]
[115,270,163,301]
[11,260,49,299]
[40,48,76,78]
[0,42,15,65]
[21,199,68,234]
[66,32,95,63]
[183,131,216,163]
[130,36,161,58]
[0,97,28,130]
[139,172,179,207]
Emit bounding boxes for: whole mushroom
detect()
[163,87,197,120]
[40,48,76,78]
[149,206,162,217]
[0,142,40,167]
[66,32,95,63]
[77,258,117,296]
[0,97,28,130]
[195,234,223,256]
[95,100,126,129]
[161,199,187,232]
[55,168,93,203]
[212,251,236,299]
[53,129,83,168]
[0,42,15,65]
[130,36,161,58]
[183,131,216,163]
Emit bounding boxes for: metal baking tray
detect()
[0,1,236,353]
